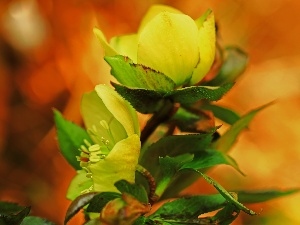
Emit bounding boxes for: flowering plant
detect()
[1,4,297,225]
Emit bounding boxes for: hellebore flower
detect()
[94,4,216,87]
[67,85,140,200]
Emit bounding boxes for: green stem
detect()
[140,100,177,146]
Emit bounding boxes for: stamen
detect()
[100,120,109,130]
[88,144,100,152]
[84,139,92,147]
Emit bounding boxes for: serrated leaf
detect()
[201,104,240,125]
[20,216,55,225]
[53,110,92,170]
[212,102,273,153]
[150,194,227,220]
[64,192,98,225]
[114,180,148,203]
[207,46,248,86]
[156,154,193,197]
[86,192,122,213]
[166,83,234,104]
[181,149,244,175]
[112,82,165,114]
[105,55,176,92]
[170,107,216,133]
[198,172,256,215]
[236,189,299,204]
[140,133,214,179]
[0,204,30,225]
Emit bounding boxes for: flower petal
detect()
[110,34,138,62]
[81,90,127,148]
[138,4,182,33]
[137,12,199,86]
[89,134,140,193]
[66,170,93,200]
[95,84,140,137]
[189,10,216,85]
[93,27,118,56]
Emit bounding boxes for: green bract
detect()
[67,85,140,199]
[94,4,216,87]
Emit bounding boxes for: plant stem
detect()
[140,100,177,145]
[136,164,158,204]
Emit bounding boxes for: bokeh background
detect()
[0,0,299,224]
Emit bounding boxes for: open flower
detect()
[67,85,140,199]
[94,4,216,87]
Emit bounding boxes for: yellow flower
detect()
[94,4,216,86]
[67,85,140,199]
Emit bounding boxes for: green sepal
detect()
[112,82,165,114]
[212,102,273,153]
[149,194,227,221]
[198,172,256,215]
[0,202,31,225]
[181,149,244,175]
[86,192,122,213]
[165,83,234,104]
[207,46,248,86]
[105,55,176,92]
[20,216,55,225]
[114,180,149,204]
[236,189,299,204]
[201,104,240,125]
[53,109,92,170]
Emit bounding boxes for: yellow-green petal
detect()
[138,4,182,33]
[81,90,127,148]
[66,170,93,200]
[138,12,199,86]
[95,84,140,137]
[89,134,140,193]
[93,27,118,56]
[110,34,138,63]
[189,10,216,85]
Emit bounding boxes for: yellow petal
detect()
[90,134,140,193]
[66,170,93,200]
[81,90,127,148]
[110,34,138,63]
[137,12,199,86]
[138,4,182,33]
[95,84,140,137]
[93,27,118,56]
[189,10,216,85]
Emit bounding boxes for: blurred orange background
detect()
[0,0,299,224]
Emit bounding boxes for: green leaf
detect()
[236,189,300,204]
[20,216,55,225]
[181,149,244,175]
[211,203,240,225]
[86,192,122,213]
[112,82,165,114]
[114,180,148,203]
[212,102,273,153]
[166,83,234,104]
[156,154,193,197]
[140,133,214,179]
[0,202,30,225]
[201,104,240,125]
[150,194,227,220]
[133,217,156,225]
[207,46,248,86]
[53,110,92,170]
[64,192,98,225]
[105,55,176,92]
[198,172,256,215]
